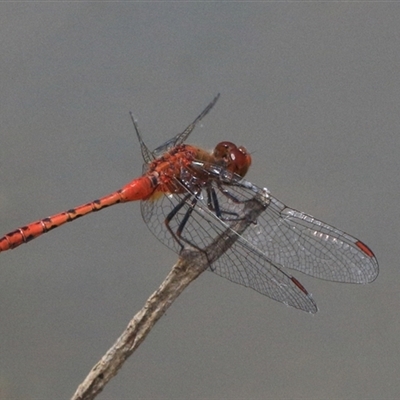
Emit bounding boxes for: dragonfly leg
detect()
[206,186,250,222]
[216,181,247,203]
[165,192,212,263]
[164,193,192,252]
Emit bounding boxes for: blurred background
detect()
[0,4,398,399]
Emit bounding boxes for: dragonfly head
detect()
[213,141,252,177]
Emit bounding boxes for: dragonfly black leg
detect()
[216,181,246,204]
[164,190,215,266]
[174,196,211,253]
[206,187,221,217]
[206,186,243,222]
[165,192,208,254]
[164,193,192,252]
[176,197,197,239]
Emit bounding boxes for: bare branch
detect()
[70,254,205,400]
[71,195,266,400]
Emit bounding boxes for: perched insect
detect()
[0,94,378,312]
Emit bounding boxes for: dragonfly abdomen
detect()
[0,175,157,252]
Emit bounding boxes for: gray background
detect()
[0,3,398,399]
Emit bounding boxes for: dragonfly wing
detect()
[141,182,317,313]
[211,239,318,313]
[185,159,378,283]
[237,191,379,284]
[151,94,220,158]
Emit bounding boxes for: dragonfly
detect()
[0,94,378,313]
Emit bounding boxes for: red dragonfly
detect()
[0,94,378,313]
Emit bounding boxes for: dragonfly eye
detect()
[213,142,252,177]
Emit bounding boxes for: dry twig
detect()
[71,195,265,400]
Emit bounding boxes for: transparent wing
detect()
[210,235,318,313]
[240,194,379,284]
[132,94,220,166]
[141,180,318,313]
[151,94,220,159]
